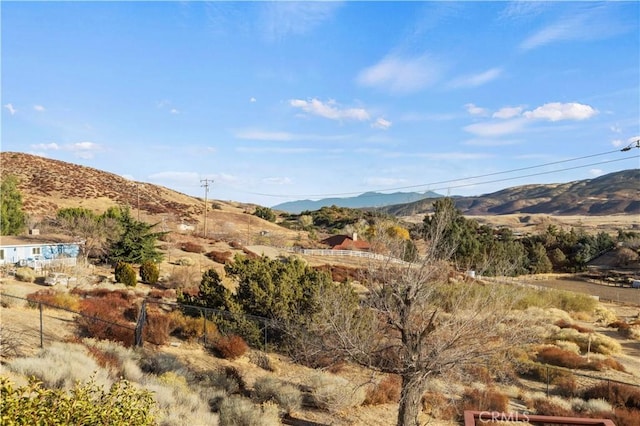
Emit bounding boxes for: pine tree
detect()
[1,175,26,235]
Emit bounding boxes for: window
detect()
[32,247,41,255]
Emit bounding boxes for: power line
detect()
[234,144,639,199]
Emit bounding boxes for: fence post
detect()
[263,320,267,352]
[39,302,44,349]
[134,300,147,347]
[203,308,207,346]
[546,366,550,397]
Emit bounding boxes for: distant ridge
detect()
[380,169,640,216]
[272,191,442,214]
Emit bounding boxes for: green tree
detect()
[114,262,137,287]
[528,242,553,274]
[1,175,26,235]
[253,206,276,222]
[139,260,159,284]
[107,207,165,264]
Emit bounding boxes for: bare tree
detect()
[310,208,538,426]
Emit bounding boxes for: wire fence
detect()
[1,291,639,396]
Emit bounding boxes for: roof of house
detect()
[0,234,80,247]
[320,235,371,251]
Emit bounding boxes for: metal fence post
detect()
[39,302,44,349]
[546,366,550,397]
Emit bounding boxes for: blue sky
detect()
[2,1,639,207]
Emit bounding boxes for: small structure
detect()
[321,233,370,251]
[0,236,81,269]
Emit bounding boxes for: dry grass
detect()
[306,372,367,413]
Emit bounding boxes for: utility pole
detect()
[200,178,213,238]
[137,183,141,221]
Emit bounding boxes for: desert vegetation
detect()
[2,161,640,425]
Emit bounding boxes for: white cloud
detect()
[250,97,257,103]
[610,124,622,133]
[356,54,443,94]
[589,168,604,177]
[261,2,341,40]
[33,105,45,112]
[29,141,102,159]
[290,98,370,121]
[493,106,523,119]
[262,177,292,185]
[448,68,502,89]
[523,102,597,121]
[519,7,630,51]
[371,117,392,130]
[464,118,528,137]
[4,103,16,115]
[31,142,60,151]
[500,1,547,21]
[465,103,488,116]
[611,139,624,148]
[170,108,180,114]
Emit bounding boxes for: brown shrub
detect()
[364,375,401,405]
[599,357,627,372]
[459,387,509,413]
[143,309,172,345]
[421,391,457,421]
[213,335,248,360]
[555,319,593,333]
[147,289,176,300]
[553,375,578,397]
[583,383,640,410]
[603,407,640,426]
[205,250,233,264]
[75,294,135,346]
[181,242,204,253]
[537,346,587,369]
[86,345,120,370]
[26,289,80,311]
[229,241,243,249]
[531,398,574,417]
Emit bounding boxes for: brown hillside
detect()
[0,152,300,242]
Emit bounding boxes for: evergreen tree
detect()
[1,175,26,235]
[107,207,165,264]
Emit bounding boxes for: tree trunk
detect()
[397,373,424,426]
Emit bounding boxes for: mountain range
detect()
[1,152,638,218]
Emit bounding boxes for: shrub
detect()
[139,352,186,376]
[206,250,233,264]
[76,295,135,346]
[218,395,280,426]
[553,328,621,355]
[364,374,401,405]
[253,376,302,414]
[421,391,457,421]
[195,367,246,395]
[143,309,172,345]
[169,311,218,341]
[115,262,137,287]
[459,386,509,413]
[536,346,589,369]
[582,383,640,409]
[140,260,159,284]
[26,289,80,311]
[181,242,204,253]
[555,319,593,333]
[604,407,640,426]
[306,372,366,413]
[0,377,156,425]
[7,342,111,390]
[212,335,249,360]
[249,351,276,372]
[15,267,35,282]
[554,375,578,397]
[531,397,575,416]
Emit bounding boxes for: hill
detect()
[272,190,442,213]
[380,169,640,217]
